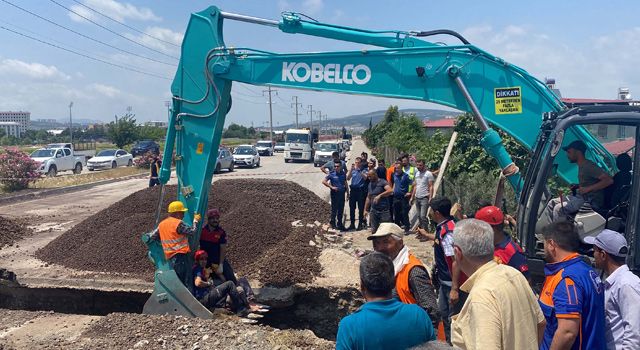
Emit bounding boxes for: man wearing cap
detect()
[149,201,200,289]
[336,252,435,350]
[200,208,236,284]
[586,229,640,350]
[450,219,545,350]
[549,140,613,221]
[475,206,529,278]
[368,223,439,325]
[538,221,605,350]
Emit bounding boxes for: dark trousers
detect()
[330,190,346,227]
[348,186,366,226]
[149,178,160,187]
[221,259,238,285]
[169,253,192,293]
[393,196,410,230]
[199,280,248,313]
[388,197,394,221]
[370,207,391,234]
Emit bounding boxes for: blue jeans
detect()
[438,283,452,342]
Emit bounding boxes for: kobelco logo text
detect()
[282,62,371,85]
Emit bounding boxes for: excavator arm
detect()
[142,5,616,317]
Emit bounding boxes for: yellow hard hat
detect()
[168,201,188,213]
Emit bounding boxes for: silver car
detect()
[214,148,234,173]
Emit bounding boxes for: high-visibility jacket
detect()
[404,165,416,192]
[396,253,426,304]
[158,217,190,259]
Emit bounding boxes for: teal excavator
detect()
[142,6,640,317]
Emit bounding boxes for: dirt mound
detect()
[36,179,329,286]
[0,216,32,248]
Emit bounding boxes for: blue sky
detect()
[0,0,638,127]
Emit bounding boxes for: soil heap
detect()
[36,179,329,286]
[0,216,32,248]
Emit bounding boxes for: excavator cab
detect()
[517,105,640,281]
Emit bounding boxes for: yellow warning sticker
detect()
[196,142,204,155]
[494,87,522,114]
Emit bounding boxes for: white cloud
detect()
[278,0,291,12]
[69,0,161,23]
[302,0,324,15]
[124,26,183,56]
[459,25,633,100]
[90,83,121,98]
[0,59,70,80]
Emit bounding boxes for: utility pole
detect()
[291,96,302,128]
[307,105,314,130]
[68,101,74,146]
[316,110,322,134]
[263,87,277,143]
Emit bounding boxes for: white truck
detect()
[284,128,315,163]
[30,144,88,177]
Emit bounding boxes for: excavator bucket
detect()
[141,234,212,318]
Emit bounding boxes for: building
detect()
[144,120,168,128]
[0,122,21,138]
[0,111,30,133]
[423,118,456,137]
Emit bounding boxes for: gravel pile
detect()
[36,179,329,286]
[0,310,333,350]
[0,216,32,248]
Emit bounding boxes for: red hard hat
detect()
[206,208,220,218]
[475,206,504,226]
[194,250,208,261]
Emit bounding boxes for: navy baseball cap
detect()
[562,140,587,153]
[584,229,629,257]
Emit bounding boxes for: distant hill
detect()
[278,108,459,130]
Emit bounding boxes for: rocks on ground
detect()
[0,216,32,248]
[35,179,330,287]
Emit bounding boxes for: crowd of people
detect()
[146,142,639,349]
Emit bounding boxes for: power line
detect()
[69,0,180,47]
[0,0,176,66]
[236,83,262,96]
[0,25,171,80]
[48,0,179,60]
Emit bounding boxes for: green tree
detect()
[107,114,139,148]
[139,125,166,141]
[223,123,250,138]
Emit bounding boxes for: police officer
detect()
[323,160,349,231]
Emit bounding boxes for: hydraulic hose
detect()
[413,29,470,45]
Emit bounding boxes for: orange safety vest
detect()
[158,217,190,260]
[396,253,426,304]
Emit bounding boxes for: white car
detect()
[233,145,261,168]
[255,140,274,156]
[87,149,133,171]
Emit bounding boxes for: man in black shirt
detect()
[364,170,393,234]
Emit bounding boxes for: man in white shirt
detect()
[410,159,434,230]
[586,229,640,350]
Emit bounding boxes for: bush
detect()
[134,152,157,169]
[0,148,40,191]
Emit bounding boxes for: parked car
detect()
[30,147,85,177]
[87,149,133,171]
[131,140,160,157]
[314,141,340,167]
[255,140,274,156]
[233,145,260,168]
[214,147,234,173]
[274,141,285,152]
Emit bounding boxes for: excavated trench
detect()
[0,276,362,341]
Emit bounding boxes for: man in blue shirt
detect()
[336,252,435,350]
[392,160,412,234]
[539,221,605,350]
[347,157,368,231]
[322,160,348,231]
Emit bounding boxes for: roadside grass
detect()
[221,138,257,146]
[30,167,146,189]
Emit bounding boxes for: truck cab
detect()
[518,105,640,281]
[314,141,341,167]
[284,128,314,163]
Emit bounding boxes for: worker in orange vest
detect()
[149,200,201,290]
[368,222,439,327]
